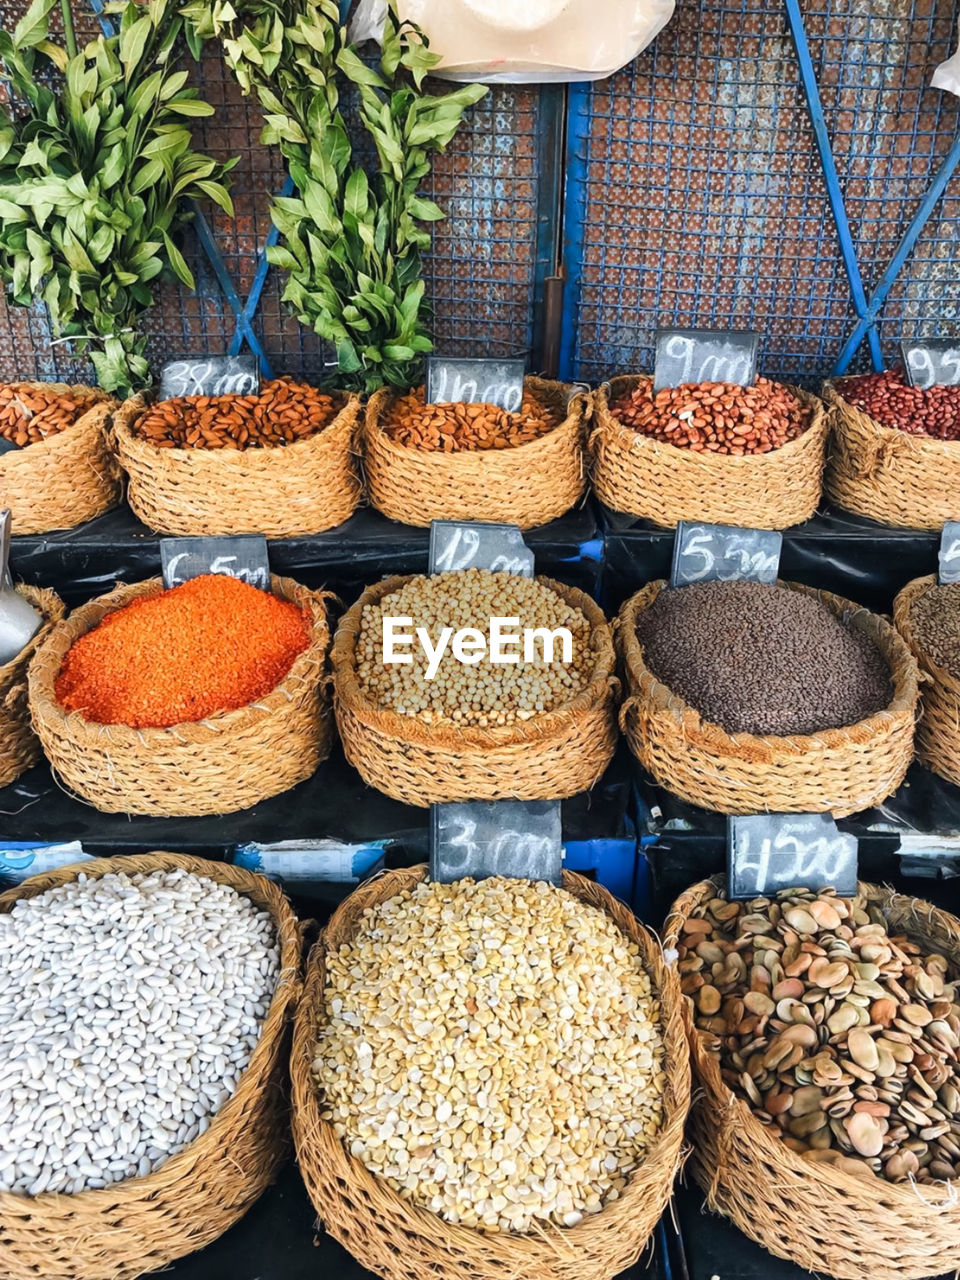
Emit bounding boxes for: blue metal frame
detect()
[558,82,591,384]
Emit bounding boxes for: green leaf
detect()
[13,0,56,50]
[162,230,195,289]
[165,98,216,117]
[336,337,362,373]
[119,16,152,80]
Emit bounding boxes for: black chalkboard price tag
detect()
[160,354,261,401]
[429,520,534,577]
[727,813,858,900]
[939,522,960,584]
[653,328,759,392]
[901,339,960,389]
[430,800,562,885]
[426,356,525,413]
[670,520,781,588]
[160,535,270,591]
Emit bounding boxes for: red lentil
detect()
[383,386,561,452]
[133,378,340,449]
[836,368,960,440]
[0,385,92,446]
[55,575,311,728]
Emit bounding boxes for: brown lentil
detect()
[383,386,560,452]
[133,378,340,450]
[610,376,811,455]
[0,384,92,447]
[354,569,594,727]
[635,580,892,736]
[836,369,960,441]
[679,887,960,1186]
[909,582,960,677]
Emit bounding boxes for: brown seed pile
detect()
[382,386,561,452]
[635,580,892,736]
[909,582,960,677]
[314,876,666,1233]
[679,888,960,1185]
[133,378,340,449]
[354,570,594,727]
[0,384,92,447]
[609,376,811,455]
[836,369,960,441]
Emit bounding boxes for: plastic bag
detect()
[348,0,676,83]
[932,21,960,98]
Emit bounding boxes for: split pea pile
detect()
[382,386,561,452]
[635,580,892,735]
[0,868,279,1195]
[133,378,340,449]
[609,376,811,455]
[314,877,666,1233]
[354,570,594,727]
[679,888,960,1185]
[0,384,94,446]
[908,582,960,677]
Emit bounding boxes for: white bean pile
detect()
[0,868,280,1196]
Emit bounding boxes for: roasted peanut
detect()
[837,368,960,440]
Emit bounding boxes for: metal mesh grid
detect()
[571,0,960,385]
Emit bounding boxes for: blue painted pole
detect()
[834,132,960,375]
[558,82,591,384]
[192,206,273,375]
[783,0,883,370]
[229,176,296,364]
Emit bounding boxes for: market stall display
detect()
[666,877,960,1280]
[332,569,618,805]
[617,578,918,816]
[112,381,363,538]
[363,379,589,529]
[292,865,689,1280]
[894,575,960,788]
[825,373,960,530]
[0,384,120,535]
[0,583,64,787]
[590,375,827,528]
[0,851,300,1280]
[28,574,332,816]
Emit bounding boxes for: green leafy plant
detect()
[182,0,486,391]
[0,0,235,395]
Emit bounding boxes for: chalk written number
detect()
[162,360,258,398]
[163,552,269,590]
[903,343,960,390]
[430,367,523,414]
[440,816,553,880]
[679,529,779,582]
[736,828,851,892]
[431,526,531,575]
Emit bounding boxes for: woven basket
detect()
[824,381,960,530]
[332,574,618,806]
[589,376,828,528]
[362,378,589,529]
[27,574,333,817]
[112,390,363,537]
[665,874,960,1280]
[0,383,119,534]
[616,579,918,816]
[894,574,960,787]
[0,850,301,1280]
[292,864,690,1280]
[0,584,65,788]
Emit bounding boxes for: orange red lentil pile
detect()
[55,575,310,728]
[0,385,94,446]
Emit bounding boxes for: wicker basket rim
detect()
[331,573,617,749]
[823,381,960,458]
[0,850,300,1210]
[618,577,919,751]
[893,575,960,696]
[665,872,960,1213]
[593,378,826,468]
[0,585,65,685]
[296,863,691,1255]
[28,573,331,744]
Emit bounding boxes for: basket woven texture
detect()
[291,864,690,1280]
[0,585,65,788]
[27,574,333,817]
[362,378,589,529]
[0,851,302,1280]
[824,381,960,530]
[894,575,960,788]
[665,874,960,1280]
[589,376,828,528]
[332,574,618,806]
[617,578,918,817]
[112,391,363,537]
[0,384,119,534]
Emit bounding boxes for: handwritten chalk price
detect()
[670,521,782,588]
[430,801,562,885]
[901,339,960,390]
[429,521,534,577]
[939,523,960,584]
[654,328,759,392]
[426,356,525,413]
[160,354,260,400]
[727,813,858,900]
[160,535,270,591]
